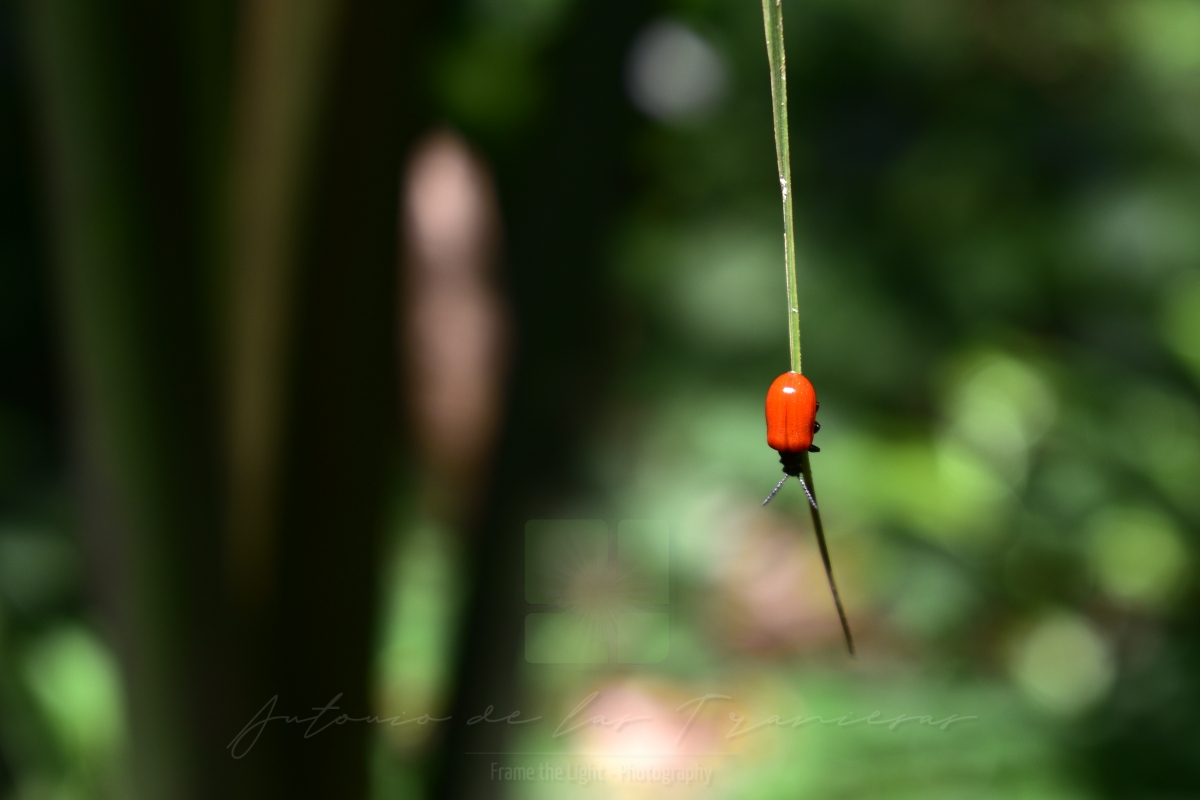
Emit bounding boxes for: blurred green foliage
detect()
[2,0,1200,796]
[378,0,1200,797]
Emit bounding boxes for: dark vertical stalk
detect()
[264,0,425,795]
[22,0,426,797]
[23,2,221,796]
[427,0,656,796]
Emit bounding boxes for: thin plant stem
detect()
[761,4,854,656]
[801,452,855,656]
[761,0,801,374]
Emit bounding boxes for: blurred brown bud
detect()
[402,130,509,519]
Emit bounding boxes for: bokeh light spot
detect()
[625,20,728,123]
[1011,612,1115,715]
[1086,507,1189,609]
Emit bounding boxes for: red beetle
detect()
[761,370,853,655]
[762,371,820,506]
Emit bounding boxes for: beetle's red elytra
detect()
[765,371,820,460]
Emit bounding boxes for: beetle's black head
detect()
[779,450,805,477]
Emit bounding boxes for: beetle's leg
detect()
[813,421,821,433]
[808,444,820,453]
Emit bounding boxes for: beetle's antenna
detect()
[762,474,788,506]
[796,475,818,510]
